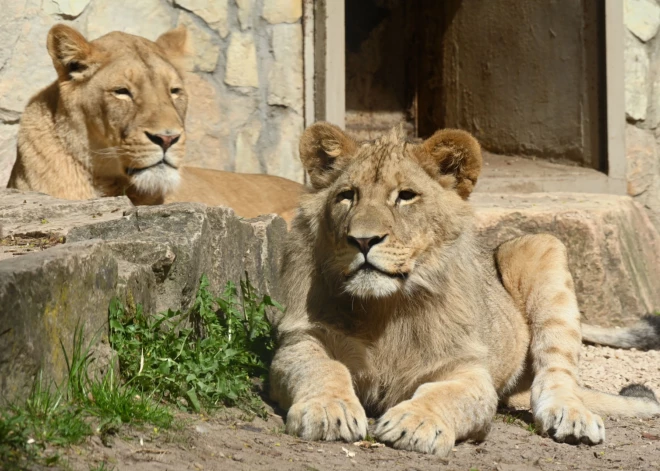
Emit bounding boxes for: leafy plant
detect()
[0,323,171,469]
[109,274,282,416]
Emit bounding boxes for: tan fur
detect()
[7,24,302,225]
[269,122,660,456]
[165,166,303,223]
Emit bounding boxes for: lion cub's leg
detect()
[496,234,604,445]
[269,335,367,442]
[373,363,498,455]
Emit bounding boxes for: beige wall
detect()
[0,0,305,187]
[623,0,660,230]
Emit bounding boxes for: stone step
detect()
[472,192,660,326]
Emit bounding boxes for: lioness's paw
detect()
[535,397,605,445]
[374,400,455,455]
[286,395,367,442]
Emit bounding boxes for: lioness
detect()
[7,24,302,223]
[269,123,660,455]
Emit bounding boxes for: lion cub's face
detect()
[298,123,482,299]
[47,25,190,198]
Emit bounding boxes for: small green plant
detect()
[0,323,172,468]
[0,372,89,468]
[62,324,172,430]
[90,461,115,471]
[109,274,282,416]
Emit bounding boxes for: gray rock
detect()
[625,29,650,121]
[0,192,288,402]
[0,240,118,400]
[473,192,660,326]
[625,0,660,42]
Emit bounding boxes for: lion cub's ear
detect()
[47,25,98,81]
[299,122,358,189]
[417,129,482,199]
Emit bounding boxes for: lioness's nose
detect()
[145,131,181,151]
[347,235,386,255]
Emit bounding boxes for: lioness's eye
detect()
[397,190,418,203]
[337,190,355,203]
[171,87,182,95]
[113,88,132,98]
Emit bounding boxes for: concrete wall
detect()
[419,0,604,169]
[0,0,305,187]
[623,0,660,230]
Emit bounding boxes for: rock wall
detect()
[624,0,660,230]
[0,0,305,187]
[0,189,288,401]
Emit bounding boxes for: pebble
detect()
[580,345,660,395]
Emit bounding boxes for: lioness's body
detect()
[165,167,302,222]
[270,123,659,456]
[7,25,302,224]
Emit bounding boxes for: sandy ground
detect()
[57,344,660,471]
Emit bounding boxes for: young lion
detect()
[269,123,660,455]
[7,25,302,224]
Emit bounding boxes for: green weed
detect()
[109,274,282,417]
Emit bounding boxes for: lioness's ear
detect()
[156,26,189,59]
[299,122,358,189]
[417,129,482,199]
[47,25,96,81]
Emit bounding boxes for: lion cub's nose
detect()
[145,131,181,151]
[347,235,386,255]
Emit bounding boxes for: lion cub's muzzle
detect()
[345,234,408,279]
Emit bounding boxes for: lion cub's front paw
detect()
[374,400,456,455]
[534,396,605,445]
[286,395,367,442]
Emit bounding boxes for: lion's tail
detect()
[577,384,660,418]
[581,315,660,350]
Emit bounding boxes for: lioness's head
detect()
[298,123,482,299]
[46,24,189,199]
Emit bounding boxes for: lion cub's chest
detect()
[321,316,476,412]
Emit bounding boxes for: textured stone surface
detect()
[225,32,259,88]
[268,24,304,112]
[0,189,133,260]
[473,193,660,326]
[177,12,221,73]
[236,0,253,30]
[262,0,302,24]
[625,124,657,196]
[0,190,288,401]
[52,0,91,17]
[174,0,229,38]
[85,0,176,40]
[265,109,305,182]
[624,30,650,121]
[624,0,660,42]
[234,118,263,174]
[0,241,118,401]
[0,124,17,188]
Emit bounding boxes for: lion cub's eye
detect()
[113,88,132,98]
[396,190,418,204]
[337,189,355,204]
[170,87,182,96]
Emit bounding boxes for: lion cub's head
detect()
[298,123,482,299]
[46,24,189,198]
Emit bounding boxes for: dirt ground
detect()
[58,344,660,471]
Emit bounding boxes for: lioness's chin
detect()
[130,165,181,197]
[343,270,401,298]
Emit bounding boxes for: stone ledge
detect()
[473,193,660,326]
[0,191,288,402]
